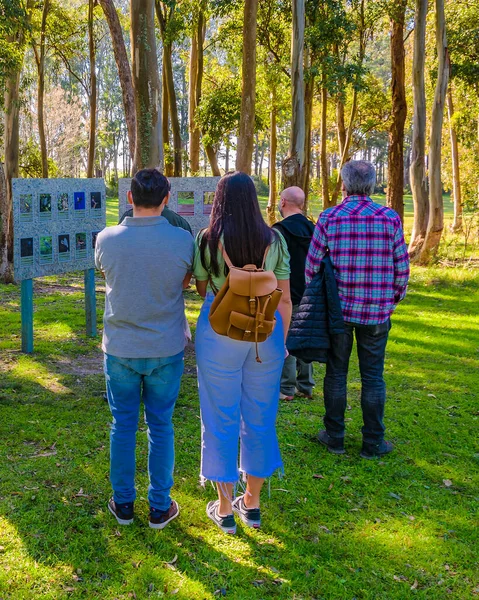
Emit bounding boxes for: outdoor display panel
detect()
[118,177,221,236]
[13,178,106,281]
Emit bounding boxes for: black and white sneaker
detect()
[149,500,180,530]
[232,495,261,529]
[108,498,134,525]
[206,500,236,534]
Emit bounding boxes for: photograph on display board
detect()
[57,192,69,218]
[20,194,33,222]
[74,192,86,212]
[39,193,52,219]
[75,233,87,259]
[91,231,100,249]
[39,236,53,264]
[203,191,215,215]
[58,234,71,262]
[20,237,34,266]
[177,191,195,216]
[90,192,102,211]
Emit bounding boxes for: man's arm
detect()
[392,219,410,303]
[305,216,328,285]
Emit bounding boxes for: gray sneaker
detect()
[360,440,394,460]
[232,495,261,529]
[206,500,237,534]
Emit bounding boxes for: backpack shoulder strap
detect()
[217,240,234,269]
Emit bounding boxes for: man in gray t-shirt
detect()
[95,168,194,530]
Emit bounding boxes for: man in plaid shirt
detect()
[305,160,409,459]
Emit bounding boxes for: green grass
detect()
[1,264,478,599]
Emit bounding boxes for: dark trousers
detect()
[323,320,391,444]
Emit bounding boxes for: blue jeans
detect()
[323,320,391,444]
[104,352,184,511]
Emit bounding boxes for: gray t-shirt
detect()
[95,216,194,358]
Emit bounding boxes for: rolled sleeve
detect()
[305,216,328,284]
[272,231,290,280]
[392,220,410,303]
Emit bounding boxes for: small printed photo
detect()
[20,194,33,221]
[39,235,53,264]
[58,234,71,262]
[39,193,52,214]
[90,192,102,210]
[75,232,87,258]
[177,191,195,216]
[74,192,86,211]
[203,191,215,215]
[20,237,34,266]
[91,231,100,249]
[57,192,69,213]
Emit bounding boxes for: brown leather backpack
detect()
[209,241,283,362]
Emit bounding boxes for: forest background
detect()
[1,0,479,282]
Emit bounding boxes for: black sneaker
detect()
[232,495,261,529]
[108,498,134,525]
[317,430,345,455]
[149,500,179,530]
[360,440,394,460]
[206,500,237,534]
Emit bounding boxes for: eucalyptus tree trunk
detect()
[155,2,182,176]
[188,17,200,174]
[266,90,278,226]
[236,0,258,174]
[336,97,346,159]
[162,55,173,176]
[330,0,366,205]
[419,0,449,263]
[282,0,305,188]
[205,145,221,176]
[99,0,137,166]
[387,0,407,223]
[87,0,97,178]
[131,0,161,169]
[409,0,429,259]
[33,0,50,178]
[302,71,314,212]
[321,81,331,210]
[447,86,462,232]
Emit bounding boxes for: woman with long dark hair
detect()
[193,171,292,534]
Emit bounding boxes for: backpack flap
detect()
[228,310,275,342]
[228,267,278,298]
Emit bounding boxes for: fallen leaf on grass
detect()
[393,575,407,582]
[214,588,227,596]
[165,555,178,566]
[252,580,265,587]
[170,589,179,595]
[312,474,324,479]
[411,580,418,590]
[31,450,57,458]
[328,483,334,491]
[443,479,453,487]
[319,525,332,534]
[389,492,401,500]
[427,393,437,398]
[272,578,285,585]
[74,489,90,498]
[340,476,352,483]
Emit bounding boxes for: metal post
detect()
[21,279,34,353]
[84,268,97,337]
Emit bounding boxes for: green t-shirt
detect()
[193,231,290,293]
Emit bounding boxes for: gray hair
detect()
[341,160,376,196]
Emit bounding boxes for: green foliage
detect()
[0,0,28,102]
[196,78,241,146]
[19,139,58,178]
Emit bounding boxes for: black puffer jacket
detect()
[286,254,344,363]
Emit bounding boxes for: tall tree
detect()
[188,5,205,175]
[99,0,137,166]
[419,0,449,262]
[131,0,162,169]
[87,0,97,178]
[446,86,462,232]
[32,0,51,178]
[155,1,182,177]
[235,0,258,174]
[266,89,278,225]
[386,0,407,223]
[282,0,305,188]
[408,0,428,258]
